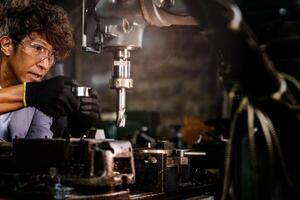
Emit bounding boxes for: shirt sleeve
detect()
[7,107,35,141]
[26,109,53,139]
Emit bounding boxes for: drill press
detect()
[82,0,147,127]
[82,0,198,127]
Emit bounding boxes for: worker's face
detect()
[7,32,56,83]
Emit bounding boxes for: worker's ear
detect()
[0,36,13,56]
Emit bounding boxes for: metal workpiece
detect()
[71,86,91,97]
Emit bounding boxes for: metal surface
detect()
[0,139,219,199]
[139,0,199,26]
[94,0,147,50]
[132,141,217,196]
[72,86,91,97]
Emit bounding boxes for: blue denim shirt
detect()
[0,107,53,141]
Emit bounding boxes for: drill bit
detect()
[117,109,126,127]
[116,88,126,127]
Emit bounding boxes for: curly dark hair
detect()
[0,0,74,59]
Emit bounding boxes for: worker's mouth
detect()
[27,72,43,82]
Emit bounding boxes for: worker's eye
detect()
[31,43,46,54]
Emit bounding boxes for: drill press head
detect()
[82,0,199,127]
[82,0,147,127]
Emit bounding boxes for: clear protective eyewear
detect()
[15,39,57,66]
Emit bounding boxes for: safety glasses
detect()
[14,39,58,66]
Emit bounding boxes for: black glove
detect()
[26,76,80,118]
[67,88,101,137]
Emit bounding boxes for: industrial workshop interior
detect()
[0,0,300,199]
